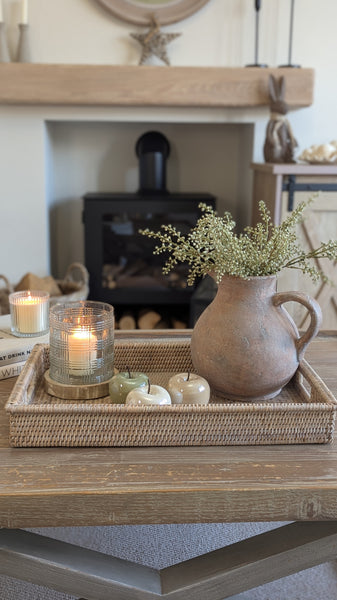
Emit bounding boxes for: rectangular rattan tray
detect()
[5,338,337,447]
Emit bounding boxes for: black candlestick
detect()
[279,0,301,68]
[246,0,268,67]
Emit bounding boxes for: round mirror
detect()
[95,0,211,25]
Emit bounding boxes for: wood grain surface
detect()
[0,64,314,108]
[0,331,336,528]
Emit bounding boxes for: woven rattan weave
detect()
[5,338,337,447]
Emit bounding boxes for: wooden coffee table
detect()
[1,331,337,600]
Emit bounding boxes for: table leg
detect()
[1,522,337,599]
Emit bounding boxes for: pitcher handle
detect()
[273,291,322,361]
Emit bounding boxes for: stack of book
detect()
[0,314,49,380]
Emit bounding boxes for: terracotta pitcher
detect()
[190,274,322,402]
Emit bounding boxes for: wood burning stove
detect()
[83,132,216,327]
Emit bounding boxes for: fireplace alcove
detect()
[0,64,314,303]
[49,119,252,327]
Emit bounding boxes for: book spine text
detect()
[0,348,32,367]
[0,361,26,380]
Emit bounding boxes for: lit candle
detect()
[21,0,28,24]
[68,326,97,376]
[168,372,210,405]
[9,290,49,336]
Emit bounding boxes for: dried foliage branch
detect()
[140,199,337,286]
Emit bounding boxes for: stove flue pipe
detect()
[136,131,170,194]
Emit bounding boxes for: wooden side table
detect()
[251,163,337,330]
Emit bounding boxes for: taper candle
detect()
[21,0,28,24]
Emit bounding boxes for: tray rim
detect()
[5,342,337,415]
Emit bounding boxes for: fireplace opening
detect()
[83,132,216,329]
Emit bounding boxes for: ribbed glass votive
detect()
[9,290,50,337]
[49,301,114,386]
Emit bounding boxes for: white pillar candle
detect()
[68,327,97,376]
[21,0,28,24]
[0,2,3,23]
[10,291,49,335]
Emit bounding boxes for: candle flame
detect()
[18,291,39,305]
[72,326,93,340]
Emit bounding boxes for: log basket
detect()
[51,262,90,306]
[0,263,89,314]
[0,275,13,315]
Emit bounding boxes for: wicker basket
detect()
[51,263,89,306]
[0,275,13,315]
[0,264,89,313]
[5,338,337,448]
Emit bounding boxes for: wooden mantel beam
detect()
[0,64,314,108]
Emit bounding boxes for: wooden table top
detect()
[1,332,337,529]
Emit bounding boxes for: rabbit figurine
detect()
[263,75,298,163]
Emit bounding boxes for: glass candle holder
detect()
[9,290,50,337]
[49,301,114,386]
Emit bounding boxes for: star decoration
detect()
[130,17,181,66]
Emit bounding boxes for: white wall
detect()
[1,0,337,281]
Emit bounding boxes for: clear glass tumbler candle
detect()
[49,301,114,386]
[9,290,50,337]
